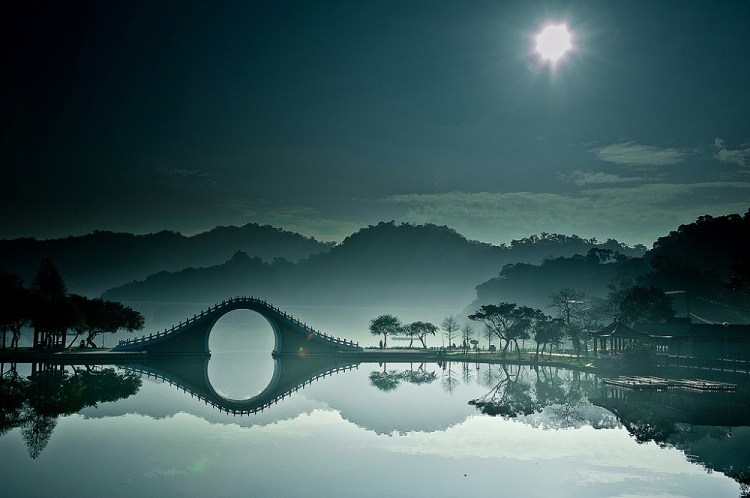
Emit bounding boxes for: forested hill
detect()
[102,221,644,309]
[0,224,333,296]
[470,210,750,323]
[646,210,750,278]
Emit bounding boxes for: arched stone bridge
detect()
[113,296,362,356]
[121,355,359,415]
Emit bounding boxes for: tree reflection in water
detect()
[0,363,141,458]
[369,363,437,392]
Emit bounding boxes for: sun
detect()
[535,23,572,64]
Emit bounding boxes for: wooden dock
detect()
[602,376,736,392]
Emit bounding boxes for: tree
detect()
[441,315,459,348]
[462,323,474,352]
[369,314,401,348]
[549,288,587,356]
[469,303,542,358]
[406,321,437,349]
[74,297,144,348]
[483,325,493,349]
[618,286,675,325]
[0,269,32,349]
[31,259,69,349]
[533,315,566,358]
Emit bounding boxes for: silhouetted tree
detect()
[441,315,459,348]
[462,323,474,352]
[549,288,586,357]
[0,269,32,349]
[369,314,401,348]
[482,325,493,349]
[31,259,70,349]
[533,315,566,358]
[405,321,437,349]
[71,297,144,348]
[469,303,542,358]
[618,286,675,325]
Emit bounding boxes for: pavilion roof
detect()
[589,321,648,339]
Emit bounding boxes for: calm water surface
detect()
[1,311,748,497]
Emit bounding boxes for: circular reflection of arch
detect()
[206,309,276,400]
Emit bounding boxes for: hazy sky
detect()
[2,1,749,245]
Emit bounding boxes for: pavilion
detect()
[589,320,649,355]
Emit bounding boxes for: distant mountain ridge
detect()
[0,224,334,296]
[103,221,645,309]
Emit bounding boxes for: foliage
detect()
[0,269,33,348]
[0,261,144,349]
[461,323,474,350]
[0,366,141,458]
[69,295,144,347]
[32,258,67,300]
[617,286,675,325]
[441,315,460,347]
[548,288,587,356]
[405,321,437,349]
[369,365,437,391]
[469,303,542,358]
[369,314,401,348]
[533,315,566,358]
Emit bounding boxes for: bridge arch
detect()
[205,308,281,358]
[114,296,362,356]
[123,355,358,415]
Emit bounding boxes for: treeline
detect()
[0,259,144,350]
[372,284,674,357]
[473,210,750,323]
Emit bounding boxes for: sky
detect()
[2,0,749,246]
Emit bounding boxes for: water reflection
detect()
[0,363,140,458]
[2,358,749,495]
[369,363,437,391]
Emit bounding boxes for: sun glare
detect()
[535,24,572,64]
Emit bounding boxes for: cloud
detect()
[592,142,684,167]
[714,138,750,167]
[560,170,648,186]
[380,182,750,246]
[157,168,220,189]
[240,206,364,242]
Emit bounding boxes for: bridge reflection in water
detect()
[122,355,359,416]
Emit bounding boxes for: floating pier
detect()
[602,376,736,392]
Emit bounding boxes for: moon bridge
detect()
[113,296,362,356]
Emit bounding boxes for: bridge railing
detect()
[121,363,358,416]
[118,295,360,349]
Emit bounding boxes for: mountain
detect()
[470,210,750,323]
[470,249,646,312]
[103,221,645,310]
[0,224,333,296]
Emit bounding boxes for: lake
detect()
[1,310,749,497]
